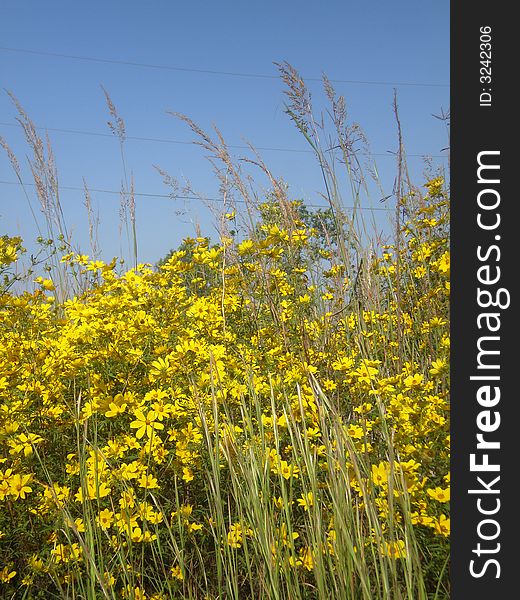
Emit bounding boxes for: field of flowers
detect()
[0,175,449,599]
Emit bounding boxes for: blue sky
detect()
[0,1,449,266]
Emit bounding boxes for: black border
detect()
[451,4,515,597]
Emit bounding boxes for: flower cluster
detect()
[0,179,450,597]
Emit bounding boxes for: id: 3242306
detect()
[480,26,492,107]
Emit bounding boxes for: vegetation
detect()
[0,65,449,599]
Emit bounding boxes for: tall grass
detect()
[0,64,449,599]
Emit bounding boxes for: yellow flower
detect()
[138,473,159,489]
[9,473,33,500]
[187,522,203,534]
[75,480,111,501]
[403,373,424,388]
[0,566,16,583]
[347,424,364,439]
[381,539,407,559]
[371,463,389,487]
[425,176,444,196]
[237,239,255,255]
[332,356,355,371]
[181,467,194,483]
[8,432,43,457]
[130,409,164,439]
[0,470,13,501]
[297,491,314,511]
[273,496,284,510]
[427,486,450,503]
[429,359,447,376]
[227,523,244,548]
[74,518,86,533]
[276,522,299,547]
[433,514,450,537]
[434,251,450,275]
[131,527,157,543]
[105,401,127,418]
[97,509,114,530]
[170,565,183,580]
[149,356,173,383]
[103,571,116,586]
[51,543,82,563]
[126,586,147,600]
[34,276,55,291]
[300,547,314,571]
[276,460,299,480]
[27,554,44,571]
[119,489,136,509]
